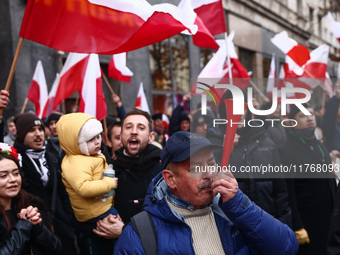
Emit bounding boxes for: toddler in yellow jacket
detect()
[56,112,118,255]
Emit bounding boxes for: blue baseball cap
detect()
[161,131,222,169]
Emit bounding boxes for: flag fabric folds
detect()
[27,60,48,118]
[53,53,107,120]
[41,73,60,119]
[328,12,340,44]
[191,31,250,97]
[134,82,150,114]
[20,0,197,54]
[179,0,219,50]
[271,31,310,72]
[192,0,226,36]
[108,53,133,83]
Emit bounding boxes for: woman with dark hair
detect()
[0,143,61,255]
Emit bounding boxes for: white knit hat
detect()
[78,118,103,155]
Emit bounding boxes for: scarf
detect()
[26,146,49,187]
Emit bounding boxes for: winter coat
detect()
[0,201,61,255]
[113,144,162,223]
[57,113,116,222]
[280,130,336,255]
[323,96,340,151]
[114,172,299,255]
[13,141,77,255]
[229,127,291,226]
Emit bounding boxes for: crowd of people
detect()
[0,86,339,255]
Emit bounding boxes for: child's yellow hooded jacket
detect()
[57,113,116,222]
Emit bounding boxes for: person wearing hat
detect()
[280,104,337,255]
[114,131,298,254]
[169,92,191,136]
[46,112,64,165]
[13,113,78,255]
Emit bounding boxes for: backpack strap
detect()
[131,211,157,255]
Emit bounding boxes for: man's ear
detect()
[148,131,155,143]
[162,170,176,189]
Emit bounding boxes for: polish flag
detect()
[27,60,48,118]
[271,31,310,71]
[41,73,60,119]
[162,114,170,131]
[285,45,329,94]
[79,54,107,120]
[266,53,276,98]
[53,53,107,120]
[134,83,150,114]
[191,31,250,97]
[20,0,197,55]
[328,12,340,44]
[179,0,219,50]
[192,0,226,36]
[108,53,133,83]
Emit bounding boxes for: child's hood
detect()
[56,112,97,155]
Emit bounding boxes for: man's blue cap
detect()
[161,131,222,169]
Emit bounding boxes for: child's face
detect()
[87,134,101,155]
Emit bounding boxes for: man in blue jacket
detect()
[114,131,298,255]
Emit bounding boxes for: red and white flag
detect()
[41,73,60,119]
[108,53,133,83]
[285,45,329,94]
[178,0,219,50]
[134,83,150,114]
[192,0,226,36]
[20,0,197,54]
[79,54,107,120]
[266,53,276,97]
[325,72,335,98]
[271,31,310,71]
[191,31,250,97]
[162,114,170,131]
[27,60,48,118]
[53,53,107,120]
[328,12,340,44]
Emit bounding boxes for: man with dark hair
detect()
[106,121,122,160]
[114,131,298,254]
[110,109,162,223]
[4,116,16,146]
[13,112,77,254]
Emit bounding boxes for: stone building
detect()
[0,0,339,120]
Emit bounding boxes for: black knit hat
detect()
[14,113,44,143]
[179,113,190,123]
[152,113,162,121]
[47,112,63,125]
[288,103,311,119]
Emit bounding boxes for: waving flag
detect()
[79,54,107,120]
[134,82,150,114]
[108,53,133,83]
[53,53,106,120]
[266,53,276,97]
[41,73,60,119]
[328,12,340,44]
[179,0,219,50]
[20,0,197,55]
[285,45,329,96]
[192,0,226,36]
[27,61,48,118]
[271,31,310,72]
[191,31,250,97]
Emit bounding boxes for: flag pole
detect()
[168,38,175,110]
[1,37,24,115]
[102,73,115,95]
[224,32,233,86]
[21,97,29,113]
[249,80,270,102]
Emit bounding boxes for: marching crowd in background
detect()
[1,85,340,255]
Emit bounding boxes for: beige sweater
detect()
[167,198,225,255]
